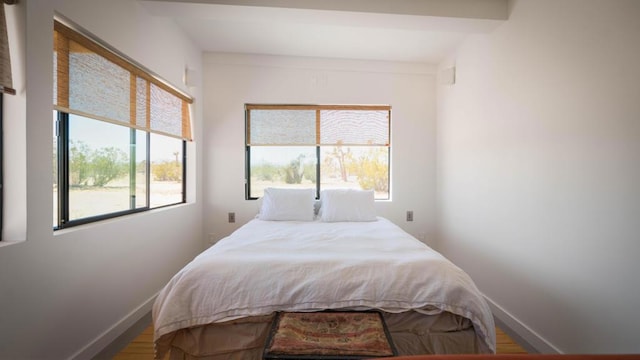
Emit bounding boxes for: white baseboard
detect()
[70,292,157,360]
[484,293,562,354]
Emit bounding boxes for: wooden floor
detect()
[113,324,527,359]
[496,326,529,354]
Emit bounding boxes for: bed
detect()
[153,188,496,359]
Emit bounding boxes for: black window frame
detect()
[244,104,391,200]
[54,111,187,230]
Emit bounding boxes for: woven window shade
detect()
[0,3,15,95]
[320,109,389,146]
[53,20,193,140]
[135,76,148,128]
[248,109,316,145]
[246,104,390,146]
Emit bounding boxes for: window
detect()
[245,104,391,200]
[53,19,192,229]
[1,1,16,239]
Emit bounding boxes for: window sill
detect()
[0,238,26,249]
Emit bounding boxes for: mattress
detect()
[153,217,495,359]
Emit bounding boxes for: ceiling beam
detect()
[141,0,509,20]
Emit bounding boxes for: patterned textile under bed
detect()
[263,312,396,358]
[153,218,495,359]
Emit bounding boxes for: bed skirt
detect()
[157,310,482,360]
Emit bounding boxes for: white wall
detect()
[203,53,437,245]
[0,0,203,358]
[437,0,640,353]
[3,2,26,242]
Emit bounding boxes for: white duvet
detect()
[153,217,496,353]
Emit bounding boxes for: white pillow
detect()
[320,189,377,222]
[258,188,315,221]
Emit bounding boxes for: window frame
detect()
[54,111,187,230]
[244,104,391,200]
[53,17,191,230]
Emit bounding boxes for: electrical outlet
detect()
[406,210,413,222]
[228,212,235,223]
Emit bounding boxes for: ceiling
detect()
[139,0,508,64]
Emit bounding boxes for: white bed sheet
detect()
[153,217,495,355]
